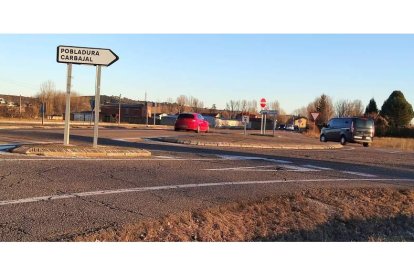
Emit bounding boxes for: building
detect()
[294,116,308,129]
[73,111,93,122]
[99,103,160,124]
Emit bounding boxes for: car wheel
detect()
[174,127,179,131]
[320,134,327,142]
[340,135,347,145]
[363,142,370,147]
[196,126,200,133]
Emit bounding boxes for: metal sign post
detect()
[153,102,157,125]
[63,63,72,145]
[93,65,102,148]
[311,112,320,135]
[242,116,249,136]
[260,113,264,134]
[118,93,121,126]
[56,45,118,147]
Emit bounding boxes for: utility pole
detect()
[41,102,45,126]
[153,102,156,125]
[19,94,22,119]
[118,93,121,126]
[145,91,149,127]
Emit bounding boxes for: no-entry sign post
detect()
[56,45,119,147]
[260,98,267,134]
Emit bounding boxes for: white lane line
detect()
[217,155,293,164]
[1,178,413,206]
[0,158,224,162]
[153,155,181,159]
[204,165,276,171]
[340,171,378,178]
[302,165,333,170]
[204,164,318,172]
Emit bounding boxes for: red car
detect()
[174,113,210,133]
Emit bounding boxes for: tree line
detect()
[298,91,414,135]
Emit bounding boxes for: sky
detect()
[1,34,414,114]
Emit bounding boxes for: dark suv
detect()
[320,117,374,147]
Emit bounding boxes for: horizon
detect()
[1,34,414,114]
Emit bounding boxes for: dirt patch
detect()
[74,188,414,242]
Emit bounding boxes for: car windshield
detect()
[355,119,373,128]
[177,114,194,119]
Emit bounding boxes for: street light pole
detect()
[118,93,121,126]
[145,91,149,127]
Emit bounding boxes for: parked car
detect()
[278,124,286,130]
[285,124,295,131]
[320,117,374,147]
[174,113,210,133]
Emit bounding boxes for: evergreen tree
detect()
[311,94,334,124]
[365,98,378,115]
[380,91,414,127]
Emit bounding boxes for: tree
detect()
[189,96,204,113]
[380,90,414,128]
[209,104,217,114]
[293,106,308,118]
[176,95,188,114]
[225,100,240,119]
[365,98,379,117]
[335,99,364,117]
[37,80,56,116]
[308,94,334,125]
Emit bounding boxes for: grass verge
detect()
[74,188,414,242]
[372,137,414,151]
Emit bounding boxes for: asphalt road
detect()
[0,127,414,241]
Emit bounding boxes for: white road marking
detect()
[340,171,378,178]
[153,155,181,159]
[204,165,276,171]
[205,164,318,172]
[302,164,333,170]
[1,178,413,206]
[217,154,293,164]
[0,158,226,162]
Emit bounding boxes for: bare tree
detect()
[293,106,308,118]
[189,96,204,113]
[269,100,286,115]
[247,100,258,114]
[37,80,56,116]
[335,99,365,117]
[240,100,248,114]
[176,95,188,114]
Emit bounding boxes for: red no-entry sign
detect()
[260,98,267,108]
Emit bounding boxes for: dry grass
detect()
[372,137,414,151]
[74,188,414,242]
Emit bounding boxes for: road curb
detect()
[11,144,152,158]
[157,137,343,150]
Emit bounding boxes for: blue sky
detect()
[0,34,413,114]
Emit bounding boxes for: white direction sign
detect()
[57,45,119,66]
[311,112,320,121]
